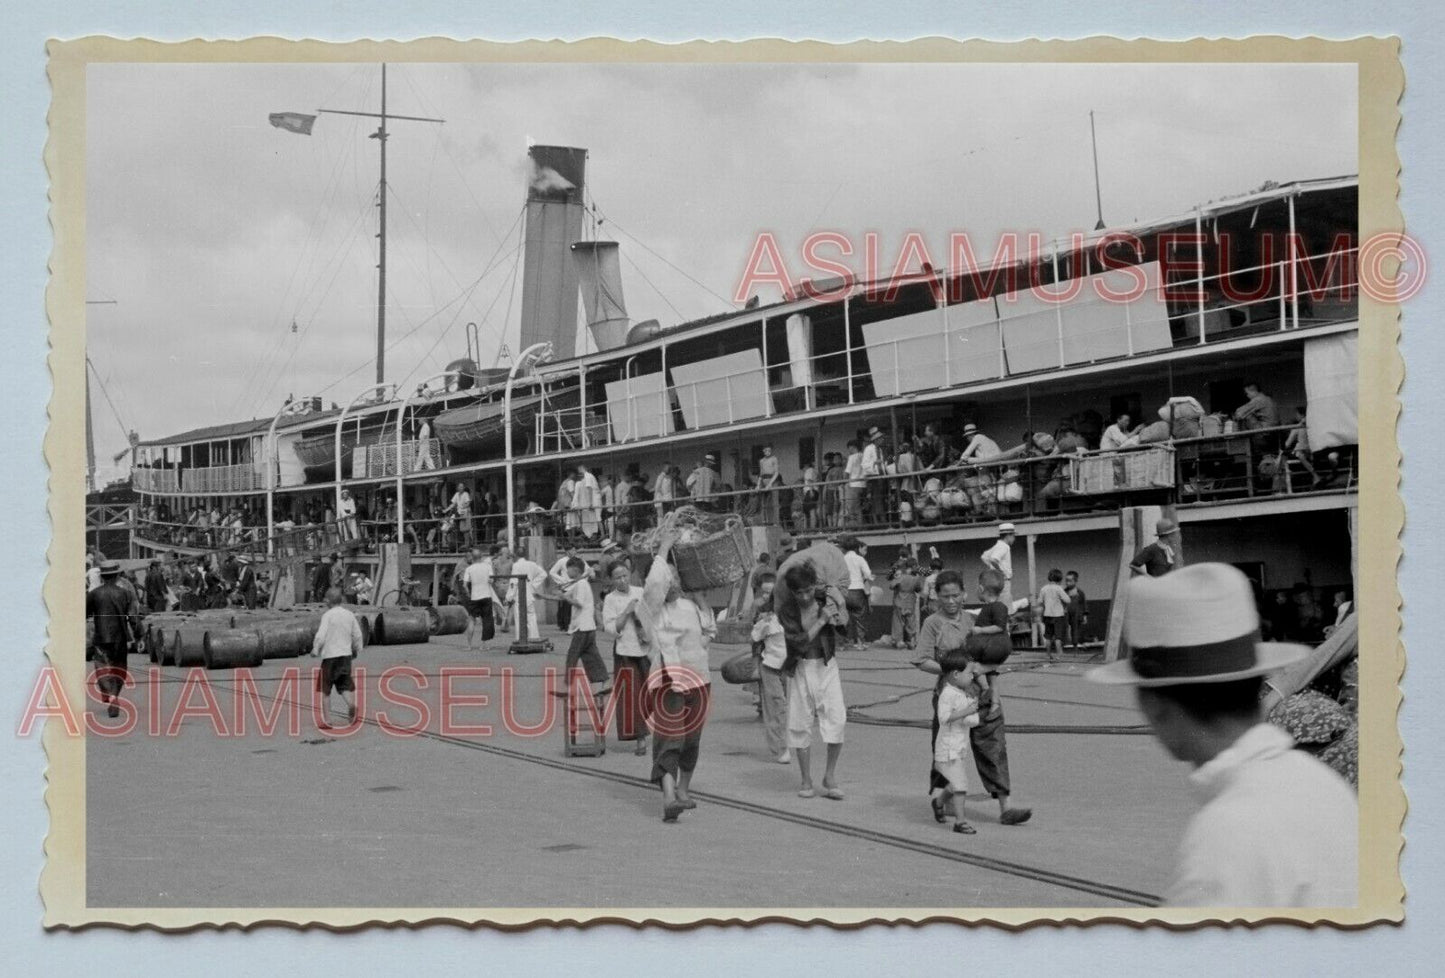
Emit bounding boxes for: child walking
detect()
[749,573,791,764]
[1038,568,1070,662]
[932,664,988,834]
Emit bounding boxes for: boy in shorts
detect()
[310,587,363,729]
[1038,568,1071,662]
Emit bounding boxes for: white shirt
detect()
[1166,723,1357,907]
[861,441,882,476]
[844,551,873,591]
[549,555,569,586]
[637,557,715,691]
[87,566,102,591]
[450,490,471,516]
[506,557,548,604]
[564,575,596,633]
[686,466,715,498]
[339,496,357,518]
[750,613,787,670]
[601,586,649,657]
[573,471,599,509]
[1101,424,1137,451]
[935,683,981,763]
[845,452,865,489]
[463,559,494,600]
[311,605,363,660]
[982,540,1012,580]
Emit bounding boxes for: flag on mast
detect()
[269,112,317,135]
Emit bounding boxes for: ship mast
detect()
[304,64,444,384]
[84,298,118,493]
[1090,109,1106,231]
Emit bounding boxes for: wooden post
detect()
[1025,531,1039,647]
[1103,507,1141,663]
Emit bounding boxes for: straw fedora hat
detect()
[1088,563,1308,687]
[98,560,123,577]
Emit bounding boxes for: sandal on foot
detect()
[1000,807,1033,826]
[797,787,816,799]
[930,795,947,823]
[821,786,845,801]
[952,821,978,835]
[679,798,697,810]
[634,742,648,756]
[662,801,686,822]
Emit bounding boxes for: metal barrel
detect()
[353,608,385,647]
[375,608,431,646]
[203,631,265,670]
[426,604,470,636]
[171,626,211,668]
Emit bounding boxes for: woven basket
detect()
[671,518,751,592]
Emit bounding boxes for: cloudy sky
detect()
[85,59,1356,480]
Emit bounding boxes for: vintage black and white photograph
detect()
[46,38,1403,926]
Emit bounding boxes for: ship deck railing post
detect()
[1287,191,1301,331]
[1195,206,1207,345]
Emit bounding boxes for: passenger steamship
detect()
[125,146,1361,640]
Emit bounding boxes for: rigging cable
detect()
[313,204,528,398]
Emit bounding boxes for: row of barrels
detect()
[139,604,470,671]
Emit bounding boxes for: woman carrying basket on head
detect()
[635,527,716,823]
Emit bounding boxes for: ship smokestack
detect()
[520,145,587,360]
[572,240,630,351]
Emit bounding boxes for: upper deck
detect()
[128,177,1360,539]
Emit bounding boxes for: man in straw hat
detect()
[85,561,141,719]
[1130,517,1182,578]
[980,522,1018,609]
[861,427,887,525]
[1088,563,1356,907]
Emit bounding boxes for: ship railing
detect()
[132,516,364,562]
[533,405,614,452]
[516,427,1358,546]
[380,513,508,554]
[131,467,180,493]
[539,245,1358,456]
[354,438,444,478]
[177,463,266,494]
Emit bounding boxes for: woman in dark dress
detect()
[913,571,976,820]
[914,569,1032,827]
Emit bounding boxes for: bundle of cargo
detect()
[632,507,751,593]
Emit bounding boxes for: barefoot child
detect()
[1038,568,1070,662]
[932,663,989,834]
[778,562,850,800]
[749,573,791,765]
[961,569,1033,826]
[559,556,610,697]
